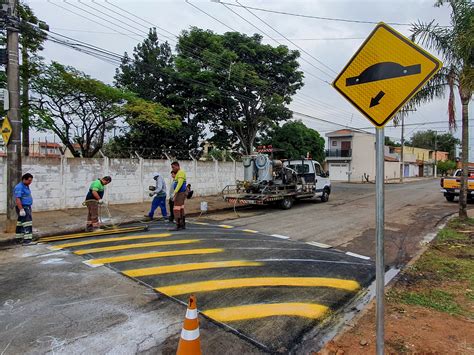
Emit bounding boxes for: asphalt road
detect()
[210,179,461,266]
[0,179,464,354]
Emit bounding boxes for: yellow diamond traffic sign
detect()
[333,22,442,127]
[1,116,12,145]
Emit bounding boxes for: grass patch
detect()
[390,216,474,318]
[389,290,463,315]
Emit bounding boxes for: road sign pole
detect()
[375,127,385,355]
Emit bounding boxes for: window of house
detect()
[332,140,337,146]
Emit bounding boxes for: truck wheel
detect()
[445,194,455,202]
[280,197,294,210]
[320,188,330,203]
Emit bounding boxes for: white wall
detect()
[0,157,243,213]
[351,133,376,182]
[384,162,401,180]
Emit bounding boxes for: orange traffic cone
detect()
[177,295,202,355]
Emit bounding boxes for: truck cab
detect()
[283,159,331,202]
[440,168,474,202]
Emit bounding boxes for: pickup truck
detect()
[440,168,474,202]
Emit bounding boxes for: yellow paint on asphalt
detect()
[74,239,200,255]
[50,233,172,249]
[190,222,209,225]
[203,303,329,322]
[85,248,224,265]
[218,225,234,229]
[156,277,360,296]
[123,260,262,277]
[40,226,147,242]
[241,229,258,233]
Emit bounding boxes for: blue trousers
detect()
[148,195,167,218]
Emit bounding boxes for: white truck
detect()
[222,155,331,209]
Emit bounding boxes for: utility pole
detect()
[399,116,404,183]
[5,0,21,233]
[434,131,438,178]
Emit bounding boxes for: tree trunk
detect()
[21,47,29,156]
[458,96,469,220]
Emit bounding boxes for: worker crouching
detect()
[84,176,112,231]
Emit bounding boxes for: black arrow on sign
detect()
[370,90,385,108]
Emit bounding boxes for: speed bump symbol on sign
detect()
[333,22,442,127]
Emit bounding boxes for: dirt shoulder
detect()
[319,217,474,354]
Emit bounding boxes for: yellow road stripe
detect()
[241,229,258,233]
[50,233,172,250]
[74,239,200,255]
[123,260,262,277]
[218,225,234,229]
[40,226,147,242]
[156,277,360,296]
[190,222,209,225]
[87,248,224,265]
[203,303,329,322]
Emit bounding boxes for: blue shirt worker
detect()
[84,176,112,231]
[146,172,167,220]
[14,173,34,245]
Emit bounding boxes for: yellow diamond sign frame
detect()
[333,22,442,128]
[1,116,12,145]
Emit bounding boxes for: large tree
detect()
[114,29,204,157]
[175,28,304,155]
[406,0,473,219]
[31,62,179,157]
[408,130,460,159]
[261,120,325,162]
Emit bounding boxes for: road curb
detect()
[0,204,238,247]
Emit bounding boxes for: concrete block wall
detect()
[0,157,243,213]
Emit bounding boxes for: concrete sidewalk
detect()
[0,195,233,244]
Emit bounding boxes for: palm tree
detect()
[404,0,473,219]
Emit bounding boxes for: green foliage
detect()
[437,159,457,175]
[31,62,177,158]
[408,130,460,159]
[176,28,304,154]
[390,290,463,315]
[114,29,203,157]
[384,136,400,146]
[262,120,325,161]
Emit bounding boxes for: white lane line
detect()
[270,234,290,240]
[345,251,371,260]
[256,258,372,266]
[306,241,332,249]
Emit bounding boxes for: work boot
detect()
[143,215,153,221]
[181,215,186,230]
[168,218,182,231]
[23,239,37,246]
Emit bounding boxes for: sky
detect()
[26,0,473,155]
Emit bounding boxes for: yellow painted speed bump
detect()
[74,239,200,255]
[203,303,329,322]
[123,260,262,277]
[156,277,360,296]
[84,248,224,266]
[39,226,148,243]
[74,239,201,255]
[49,233,172,250]
[218,225,234,229]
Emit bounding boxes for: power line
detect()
[234,0,337,76]
[46,0,140,42]
[216,1,413,26]
[217,1,332,83]
[185,0,238,32]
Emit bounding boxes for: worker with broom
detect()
[84,176,112,231]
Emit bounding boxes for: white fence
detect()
[0,157,243,213]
